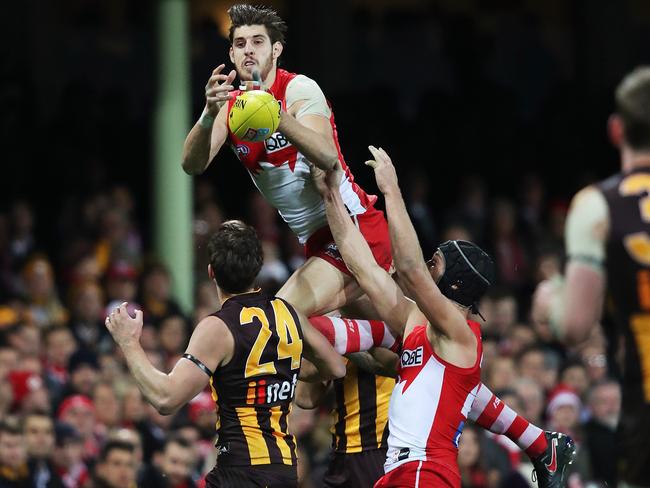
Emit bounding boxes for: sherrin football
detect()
[228,90,281,142]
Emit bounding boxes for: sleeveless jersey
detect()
[226,69,376,243]
[331,361,394,454]
[384,323,482,483]
[209,290,303,468]
[597,169,650,485]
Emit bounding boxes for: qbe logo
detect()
[401,346,423,368]
[264,132,291,153]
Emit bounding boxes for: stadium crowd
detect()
[4,1,645,487]
[0,174,619,487]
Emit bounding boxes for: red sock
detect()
[308,316,398,354]
[469,383,548,459]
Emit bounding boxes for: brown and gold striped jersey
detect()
[331,361,394,454]
[209,290,303,467]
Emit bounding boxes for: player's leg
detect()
[470,383,575,488]
[277,256,364,316]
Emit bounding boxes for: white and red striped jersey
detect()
[226,69,376,244]
[385,322,483,481]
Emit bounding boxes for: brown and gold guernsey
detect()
[597,169,650,485]
[331,361,394,454]
[209,290,303,469]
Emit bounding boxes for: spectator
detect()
[140,263,183,327]
[52,422,89,488]
[68,281,110,352]
[62,350,100,401]
[0,417,29,487]
[141,435,197,488]
[43,325,78,402]
[583,380,621,486]
[56,396,99,462]
[93,440,137,488]
[92,382,122,435]
[23,412,64,487]
[21,256,68,328]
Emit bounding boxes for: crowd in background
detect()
[0,174,620,487]
[3,0,646,487]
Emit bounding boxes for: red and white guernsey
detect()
[226,69,376,244]
[384,322,483,483]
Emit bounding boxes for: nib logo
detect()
[545,438,558,473]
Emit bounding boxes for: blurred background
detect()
[1,0,649,486]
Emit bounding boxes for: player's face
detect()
[426,249,446,283]
[229,25,282,82]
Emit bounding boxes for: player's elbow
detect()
[154,394,181,416]
[330,357,347,380]
[181,158,205,176]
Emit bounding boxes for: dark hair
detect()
[99,440,134,462]
[0,417,22,436]
[163,434,191,451]
[207,220,263,294]
[616,66,650,151]
[228,4,287,45]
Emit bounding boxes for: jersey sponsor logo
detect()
[265,373,298,403]
[246,373,299,405]
[401,346,423,368]
[264,132,291,153]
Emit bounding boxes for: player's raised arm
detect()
[181,65,236,175]
[106,303,233,415]
[296,309,346,381]
[278,75,339,170]
[314,163,416,337]
[366,146,475,347]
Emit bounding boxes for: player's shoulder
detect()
[194,314,230,336]
[286,74,324,94]
[569,184,608,213]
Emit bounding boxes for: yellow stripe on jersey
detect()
[343,371,362,453]
[269,405,293,464]
[235,407,270,465]
[375,375,393,448]
[209,377,221,431]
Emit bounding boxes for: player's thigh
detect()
[277,257,363,316]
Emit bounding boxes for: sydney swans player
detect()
[181,4,391,317]
[314,148,576,487]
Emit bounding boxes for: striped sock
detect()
[308,316,398,354]
[469,383,548,459]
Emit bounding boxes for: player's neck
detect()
[621,146,650,173]
[263,67,278,89]
[218,287,259,305]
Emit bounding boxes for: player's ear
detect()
[208,264,215,281]
[608,114,624,148]
[229,46,235,64]
[272,41,283,60]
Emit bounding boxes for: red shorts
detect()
[373,460,460,488]
[305,206,392,275]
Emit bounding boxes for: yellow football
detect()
[228,90,281,142]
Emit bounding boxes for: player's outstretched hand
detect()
[205,64,237,116]
[310,160,343,197]
[105,302,144,348]
[365,145,399,195]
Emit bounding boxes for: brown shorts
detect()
[204,464,297,488]
[323,449,387,488]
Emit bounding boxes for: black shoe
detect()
[531,431,576,487]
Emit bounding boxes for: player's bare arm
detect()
[367,146,477,353]
[278,78,339,171]
[106,302,233,415]
[295,377,331,409]
[532,186,608,344]
[181,64,236,175]
[297,310,347,380]
[314,163,418,337]
[347,349,399,378]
